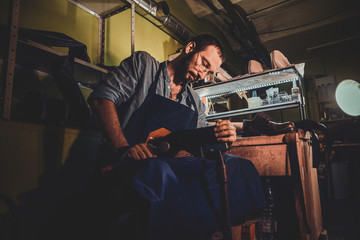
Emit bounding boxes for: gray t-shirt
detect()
[88,51,207,129]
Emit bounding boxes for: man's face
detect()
[178,45,223,84]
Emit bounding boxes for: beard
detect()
[173,51,198,85]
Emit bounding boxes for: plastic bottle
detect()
[259,178,277,240]
[291,80,300,101]
[247,90,261,108]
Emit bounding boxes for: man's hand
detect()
[214,119,237,144]
[122,143,156,160]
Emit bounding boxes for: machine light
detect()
[335,79,360,117]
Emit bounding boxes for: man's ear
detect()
[184,41,196,54]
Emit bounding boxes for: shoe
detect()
[294,119,327,133]
[270,50,291,69]
[242,112,295,137]
[248,60,264,74]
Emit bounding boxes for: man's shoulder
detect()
[133,50,153,58]
[132,51,158,64]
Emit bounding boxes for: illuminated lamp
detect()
[335,79,360,116]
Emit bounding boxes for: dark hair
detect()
[187,34,226,62]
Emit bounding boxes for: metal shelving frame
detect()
[2,0,20,119]
[194,63,307,120]
[1,0,129,119]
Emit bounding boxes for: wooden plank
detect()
[231,225,242,240]
[233,134,286,146]
[228,144,290,176]
[309,168,323,240]
[299,134,323,240]
[227,134,291,176]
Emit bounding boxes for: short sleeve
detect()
[88,51,153,107]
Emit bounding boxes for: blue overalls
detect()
[99,63,265,240]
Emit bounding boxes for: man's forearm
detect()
[91,98,129,149]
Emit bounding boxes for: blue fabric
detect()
[123,63,198,145]
[109,155,265,240]
[124,94,198,145]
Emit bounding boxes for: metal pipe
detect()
[128,0,195,43]
[132,0,157,16]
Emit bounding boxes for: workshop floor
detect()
[321,198,360,240]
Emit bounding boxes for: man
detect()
[89,35,237,160]
[87,34,266,240]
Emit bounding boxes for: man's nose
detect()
[198,71,208,80]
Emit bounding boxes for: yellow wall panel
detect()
[0,121,44,201]
[105,10,132,66]
[135,14,183,62]
[0,0,99,64]
[0,0,10,25]
[0,120,101,212]
[105,9,182,66]
[60,128,80,165]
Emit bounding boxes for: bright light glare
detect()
[335,79,360,116]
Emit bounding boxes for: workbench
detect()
[227,130,323,240]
